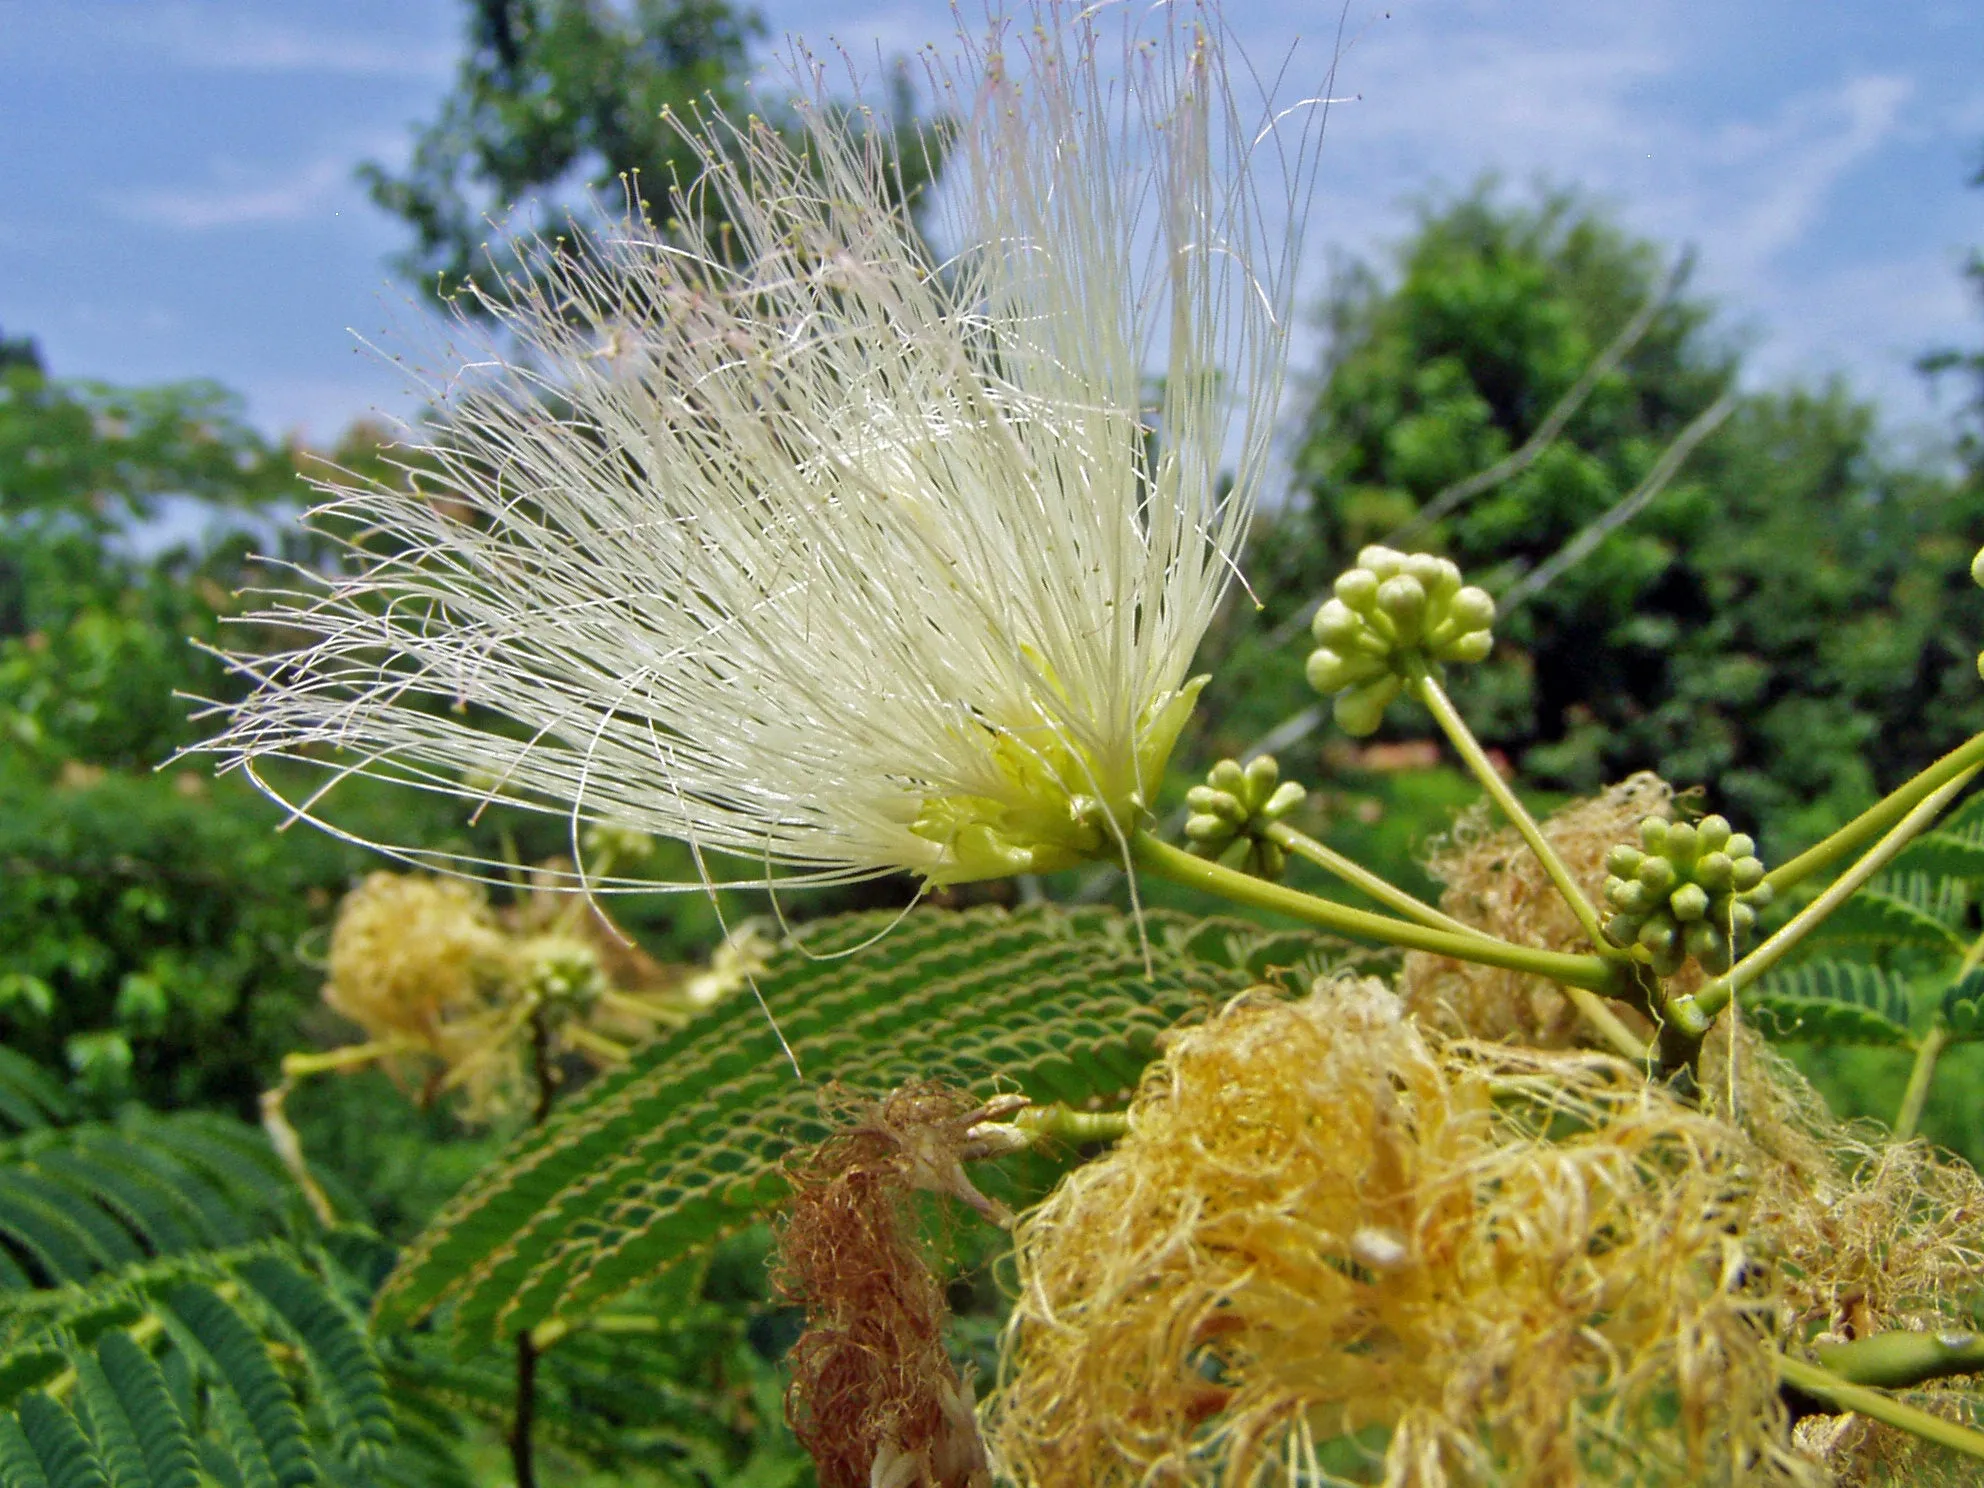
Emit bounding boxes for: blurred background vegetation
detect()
[5,1,1984,1481]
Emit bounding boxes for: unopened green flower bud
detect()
[1683,920,1732,974]
[1973,546,1984,677]
[1333,675,1403,738]
[1187,784,1248,823]
[1306,646,1388,695]
[1669,882,1709,922]
[1441,629,1494,664]
[1444,586,1496,634]
[1357,544,1409,578]
[1185,812,1233,843]
[1662,820,1698,864]
[1335,568,1380,611]
[1605,844,1645,878]
[1207,759,1246,795]
[1375,574,1429,643]
[1312,598,1365,648]
[1693,851,1733,891]
[1604,912,1644,946]
[1636,856,1678,894]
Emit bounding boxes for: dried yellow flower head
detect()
[323,872,508,1047]
[986,979,1815,1487]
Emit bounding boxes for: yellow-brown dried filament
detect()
[1699,1027,1984,1484]
[1402,772,1680,1047]
[774,1083,993,1488]
[984,980,1816,1487]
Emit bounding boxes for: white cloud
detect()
[106,3,453,80]
[111,156,354,231]
[1693,74,1912,274]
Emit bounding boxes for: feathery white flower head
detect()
[201,3,1318,891]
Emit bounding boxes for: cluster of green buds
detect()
[514,934,607,1021]
[581,822,656,868]
[1601,815,1772,976]
[1306,547,1497,736]
[1184,756,1304,879]
[1972,545,1984,680]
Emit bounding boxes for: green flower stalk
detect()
[1184,755,1305,878]
[1306,547,1497,736]
[1600,815,1772,976]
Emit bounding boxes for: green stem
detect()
[1132,832,1618,993]
[279,1038,414,1078]
[1560,986,1652,1063]
[510,1008,558,1488]
[1674,767,1980,1033]
[1778,1353,1984,1461]
[1816,1330,1984,1391]
[1407,665,1612,951]
[1013,1104,1132,1145]
[1895,1025,1953,1142]
[1263,821,1485,938]
[1767,731,1984,895]
[1266,820,1649,1058]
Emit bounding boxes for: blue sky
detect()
[3,1,1981,448]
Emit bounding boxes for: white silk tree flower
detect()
[201,4,1316,892]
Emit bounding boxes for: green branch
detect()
[1767,732,1984,895]
[1895,1025,1953,1143]
[1779,1353,1984,1461]
[1816,1330,1984,1391]
[1407,664,1613,951]
[1263,824,1646,1059]
[1262,820,1481,937]
[1131,831,1618,993]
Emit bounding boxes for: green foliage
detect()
[0,347,302,769]
[377,903,1274,1349]
[1214,184,1983,863]
[1940,969,1984,1037]
[1745,960,1917,1047]
[0,1096,441,1488]
[0,1111,312,1285]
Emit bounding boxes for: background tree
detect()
[362,0,937,309]
[1922,148,1984,476]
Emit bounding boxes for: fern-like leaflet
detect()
[377,905,1287,1352]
